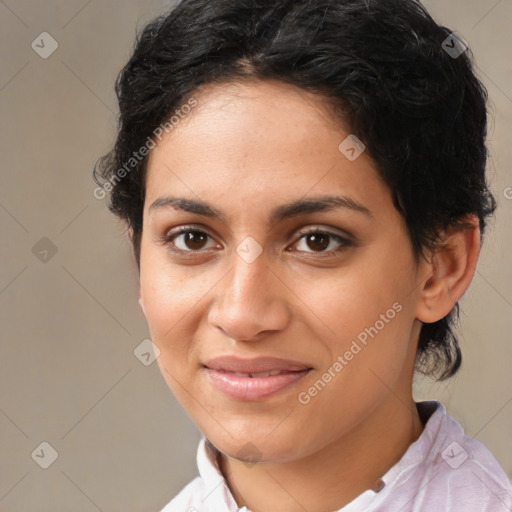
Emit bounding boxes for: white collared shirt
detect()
[160,401,512,511]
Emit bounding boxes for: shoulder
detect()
[414,445,512,511]
[398,401,512,511]
[431,432,512,510]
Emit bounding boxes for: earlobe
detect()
[415,216,481,324]
[138,296,146,315]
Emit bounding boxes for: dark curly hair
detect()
[93,0,496,381]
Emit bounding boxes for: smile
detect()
[202,356,314,401]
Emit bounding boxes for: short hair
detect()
[94,0,496,381]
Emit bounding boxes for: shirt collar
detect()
[195,400,446,512]
[196,436,246,511]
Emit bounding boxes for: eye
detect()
[160,226,353,256]
[161,226,217,253]
[291,228,353,256]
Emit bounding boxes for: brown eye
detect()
[292,229,352,256]
[163,227,216,253]
[180,231,209,251]
[304,232,330,252]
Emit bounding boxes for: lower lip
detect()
[204,368,312,401]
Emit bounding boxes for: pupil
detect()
[186,231,207,250]
[307,233,329,252]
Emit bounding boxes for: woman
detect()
[94,0,512,510]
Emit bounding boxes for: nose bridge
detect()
[225,242,272,308]
[209,240,288,340]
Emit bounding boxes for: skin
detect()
[135,80,481,512]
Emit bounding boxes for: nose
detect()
[207,249,290,342]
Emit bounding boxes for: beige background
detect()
[0,1,511,510]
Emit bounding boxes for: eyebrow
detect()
[148,194,372,223]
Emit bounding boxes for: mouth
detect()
[222,369,297,378]
[202,356,313,401]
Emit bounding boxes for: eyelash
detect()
[160,225,353,257]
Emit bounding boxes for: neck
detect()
[219,394,425,512]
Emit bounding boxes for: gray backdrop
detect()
[1,0,511,511]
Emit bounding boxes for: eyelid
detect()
[160,224,219,251]
[289,226,355,256]
[294,225,354,243]
[160,224,355,255]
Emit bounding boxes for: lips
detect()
[203,356,312,374]
[229,369,286,378]
[203,356,313,401]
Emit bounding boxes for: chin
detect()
[206,426,308,465]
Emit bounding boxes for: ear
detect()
[138,295,146,315]
[415,215,481,323]
[127,226,145,312]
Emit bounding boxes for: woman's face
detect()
[139,80,427,462]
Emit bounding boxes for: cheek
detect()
[140,257,205,405]
[139,250,198,359]
[290,252,416,395]
[291,288,414,447]
[140,247,200,330]
[291,253,413,343]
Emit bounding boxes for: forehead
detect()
[181,79,346,131]
[143,80,390,222]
